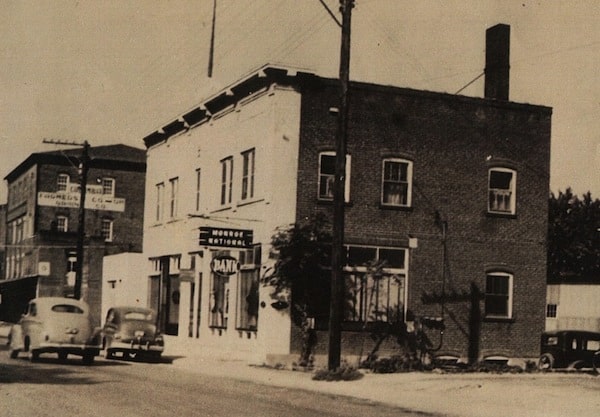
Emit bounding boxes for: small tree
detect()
[267,214,332,366]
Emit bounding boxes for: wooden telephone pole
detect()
[43,139,90,300]
[328,0,354,371]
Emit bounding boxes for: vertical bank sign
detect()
[199,226,253,248]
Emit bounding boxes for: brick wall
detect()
[36,164,145,254]
[292,79,551,360]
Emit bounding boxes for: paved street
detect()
[1,328,600,417]
[0,349,417,417]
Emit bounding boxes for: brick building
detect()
[139,24,551,365]
[0,144,146,325]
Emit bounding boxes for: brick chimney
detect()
[484,24,510,100]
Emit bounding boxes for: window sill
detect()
[486,211,517,219]
[379,204,413,212]
[237,198,265,208]
[483,316,515,323]
[316,199,353,207]
[212,205,232,213]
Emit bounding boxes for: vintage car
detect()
[8,297,101,364]
[101,306,164,361]
[538,330,600,371]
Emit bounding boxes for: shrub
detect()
[312,363,364,381]
[362,354,428,373]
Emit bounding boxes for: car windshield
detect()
[52,304,84,314]
[123,311,153,321]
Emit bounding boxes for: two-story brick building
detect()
[140,24,551,365]
[0,144,146,325]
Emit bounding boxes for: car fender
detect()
[8,324,24,351]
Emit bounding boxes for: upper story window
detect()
[318,151,351,202]
[101,219,114,242]
[169,177,179,219]
[484,271,513,319]
[57,174,70,192]
[195,168,202,212]
[488,168,516,215]
[56,216,68,232]
[241,148,255,201]
[381,158,413,207]
[102,178,115,196]
[155,182,164,222]
[220,157,233,206]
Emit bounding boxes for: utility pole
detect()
[328,0,354,371]
[43,139,90,300]
[207,0,217,78]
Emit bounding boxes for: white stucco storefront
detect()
[142,70,303,363]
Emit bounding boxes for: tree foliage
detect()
[268,213,332,324]
[548,188,600,281]
[267,214,332,366]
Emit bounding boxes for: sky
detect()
[0,0,598,203]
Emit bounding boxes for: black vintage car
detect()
[101,306,164,361]
[538,330,600,371]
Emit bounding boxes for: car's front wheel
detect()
[538,353,554,371]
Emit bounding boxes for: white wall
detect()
[143,84,302,362]
[102,252,147,324]
[546,283,600,332]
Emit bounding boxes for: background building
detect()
[0,144,146,325]
[140,25,551,365]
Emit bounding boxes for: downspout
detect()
[431,213,447,352]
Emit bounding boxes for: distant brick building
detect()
[0,144,146,325]
[140,24,551,365]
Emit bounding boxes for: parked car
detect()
[8,297,101,364]
[101,306,164,361]
[538,330,600,371]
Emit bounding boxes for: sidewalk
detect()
[162,337,600,417]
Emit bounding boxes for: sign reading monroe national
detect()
[199,226,253,248]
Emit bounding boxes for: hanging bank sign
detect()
[210,255,240,276]
[199,226,253,248]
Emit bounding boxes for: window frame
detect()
[318,151,351,202]
[101,177,115,196]
[342,245,407,326]
[381,158,413,208]
[241,148,255,201]
[195,168,202,212]
[56,216,68,232]
[236,245,261,331]
[57,174,70,192]
[484,271,513,319]
[169,177,179,219]
[155,182,164,222]
[101,218,114,242]
[220,157,233,206]
[488,167,517,215]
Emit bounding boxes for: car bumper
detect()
[37,342,101,355]
[108,340,164,353]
